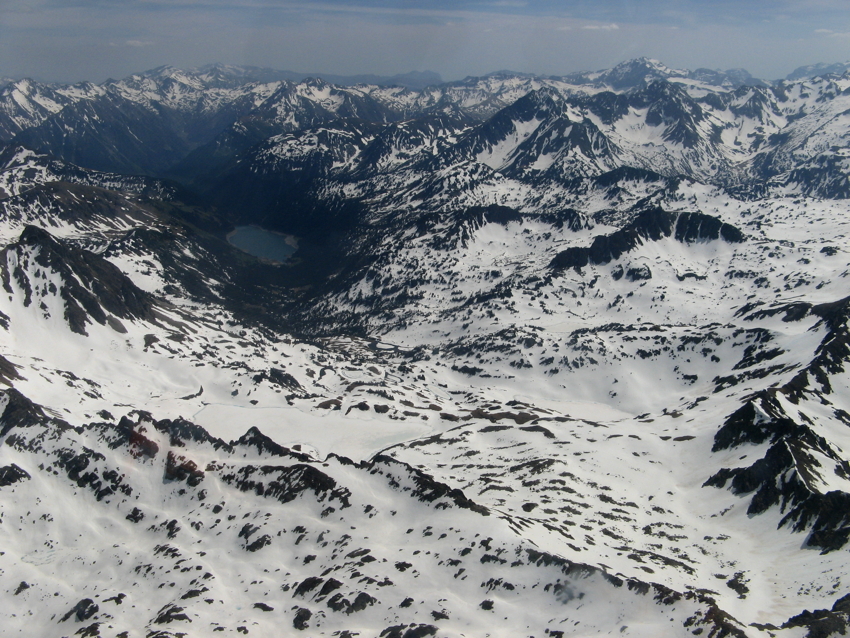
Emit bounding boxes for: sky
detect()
[1,0,849,84]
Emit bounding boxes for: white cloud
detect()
[481,1,528,6]
[126,40,154,47]
[582,23,619,31]
[814,28,850,37]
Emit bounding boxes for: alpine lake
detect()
[227,226,299,263]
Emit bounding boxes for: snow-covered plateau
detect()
[1,58,850,637]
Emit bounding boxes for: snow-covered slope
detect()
[2,59,850,637]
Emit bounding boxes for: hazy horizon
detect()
[2,1,850,85]
[3,56,850,87]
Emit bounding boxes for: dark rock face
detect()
[253,368,304,393]
[550,208,744,271]
[220,463,352,508]
[371,456,489,515]
[782,601,850,638]
[60,598,99,623]
[233,426,311,461]
[245,534,272,552]
[706,426,850,552]
[0,225,155,335]
[626,265,652,281]
[293,607,312,630]
[164,451,205,486]
[592,165,665,187]
[0,353,21,386]
[110,417,160,459]
[633,80,706,148]
[152,416,231,451]
[0,463,30,487]
[674,211,744,244]
[326,591,377,614]
[0,387,68,437]
[153,603,191,624]
[294,576,324,598]
[466,204,523,228]
[705,297,850,552]
[380,625,438,638]
[126,507,145,523]
[711,395,797,452]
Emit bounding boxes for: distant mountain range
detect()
[2,56,849,185]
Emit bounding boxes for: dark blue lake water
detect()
[227,226,298,263]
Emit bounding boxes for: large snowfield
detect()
[1,59,850,637]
